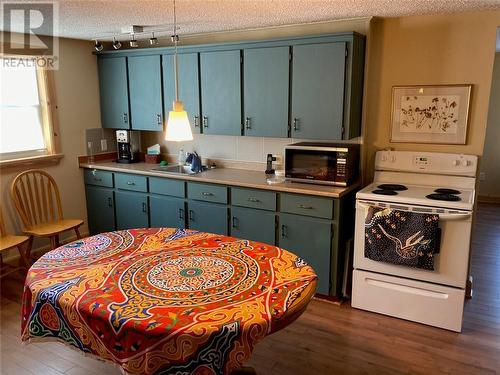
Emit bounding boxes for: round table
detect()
[21,228,317,374]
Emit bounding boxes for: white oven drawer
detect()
[354,200,472,288]
[352,270,465,332]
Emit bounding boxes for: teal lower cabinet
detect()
[230,207,276,245]
[279,213,332,295]
[85,185,115,235]
[187,201,228,235]
[115,190,149,230]
[149,195,186,229]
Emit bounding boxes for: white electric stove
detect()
[352,151,477,332]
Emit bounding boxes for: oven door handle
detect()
[357,202,471,221]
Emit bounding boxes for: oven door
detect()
[353,199,472,288]
[285,147,337,184]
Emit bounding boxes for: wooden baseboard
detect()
[478,195,500,204]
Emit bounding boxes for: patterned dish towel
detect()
[365,206,441,270]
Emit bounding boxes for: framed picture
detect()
[390,84,472,144]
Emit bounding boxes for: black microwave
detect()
[284,142,360,186]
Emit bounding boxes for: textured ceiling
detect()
[2,0,500,41]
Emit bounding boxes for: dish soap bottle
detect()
[178,148,185,165]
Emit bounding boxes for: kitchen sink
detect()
[151,165,199,175]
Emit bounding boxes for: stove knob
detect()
[461,159,471,167]
[390,155,396,162]
[381,154,388,162]
[453,159,460,166]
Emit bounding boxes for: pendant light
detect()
[165,0,193,142]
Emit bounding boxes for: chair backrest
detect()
[11,169,63,230]
[0,208,6,237]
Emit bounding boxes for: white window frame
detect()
[0,55,62,168]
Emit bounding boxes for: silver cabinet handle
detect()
[179,208,184,220]
[142,202,147,213]
[188,209,194,221]
[107,197,113,208]
[157,114,162,125]
[126,181,135,186]
[93,177,102,182]
[299,204,313,209]
[293,118,299,131]
[194,115,200,127]
[202,192,214,196]
[281,224,287,239]
[203,116,208,128]
[245,117,251,130]
[232,216,239,229]
[123,113,128,124]
[247,197,260,203]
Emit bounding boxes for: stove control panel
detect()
[375,151,477,177]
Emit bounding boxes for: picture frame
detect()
[390,84,472,144]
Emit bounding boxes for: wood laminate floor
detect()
[1,203,499,374]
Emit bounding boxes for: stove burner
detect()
[434,188,461,195]
[426,193,462,202]
[372,189,398,195]
[377,184,408,191]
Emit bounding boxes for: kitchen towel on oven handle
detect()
[364,205,441,270]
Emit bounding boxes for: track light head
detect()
[94,40,103,52]
[130,34,139,48]
[112,38,122,50]
[149,32,158,46]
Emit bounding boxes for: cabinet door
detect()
[98,57,130,129]
[163,53,201,133]
[200,50,241,135]
[150,195,185,229]
[243,46,289,137]
[291,42,346,140]
[128,55,163,131]
[187,201,228,235]
[279,213,332,295]
[115,190,149,230]
[231,207,275,245]
[85,185,115,235]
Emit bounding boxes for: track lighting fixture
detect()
[130,34,139,48]
[94,40,103,52]
[112,37,122,50]
[149,32,158,45]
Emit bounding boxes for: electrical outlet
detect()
[479,172,486,181]
[101,139,107,151]
[273,154,283,165]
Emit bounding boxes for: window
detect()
[0,57,57,163]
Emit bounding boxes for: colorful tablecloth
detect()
[21,228,317,374]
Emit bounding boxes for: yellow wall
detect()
[363,11,500,179]
[480,52,500,198]
[0,37,101,255]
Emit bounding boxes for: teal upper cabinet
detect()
[243,47,289,137]
[128,55,163,131]
[291,42,346,140]
[200,50,241,136]
[163,53,201,133]
[98,57,130,129]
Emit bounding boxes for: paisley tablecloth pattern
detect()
[21,228,317,375]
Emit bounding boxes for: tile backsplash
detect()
[141,131,361,171]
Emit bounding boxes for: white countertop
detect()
[80,160,359,198]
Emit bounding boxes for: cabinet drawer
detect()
[84,169,114,187]
[280,193,333,219]
[231,188,276,211]
[187,182,227,204]
[115,173,148,192]
[149,177,185,198]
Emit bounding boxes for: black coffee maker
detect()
[116,130,140,163]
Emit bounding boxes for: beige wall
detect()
[479,52,500,198]
[363,11,500,179]
[0,37,101,256]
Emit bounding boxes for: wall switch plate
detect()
[479,172,486,181]
[101,139,107,151]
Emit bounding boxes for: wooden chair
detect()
[0,208,31,278]
[11,169,83,255]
